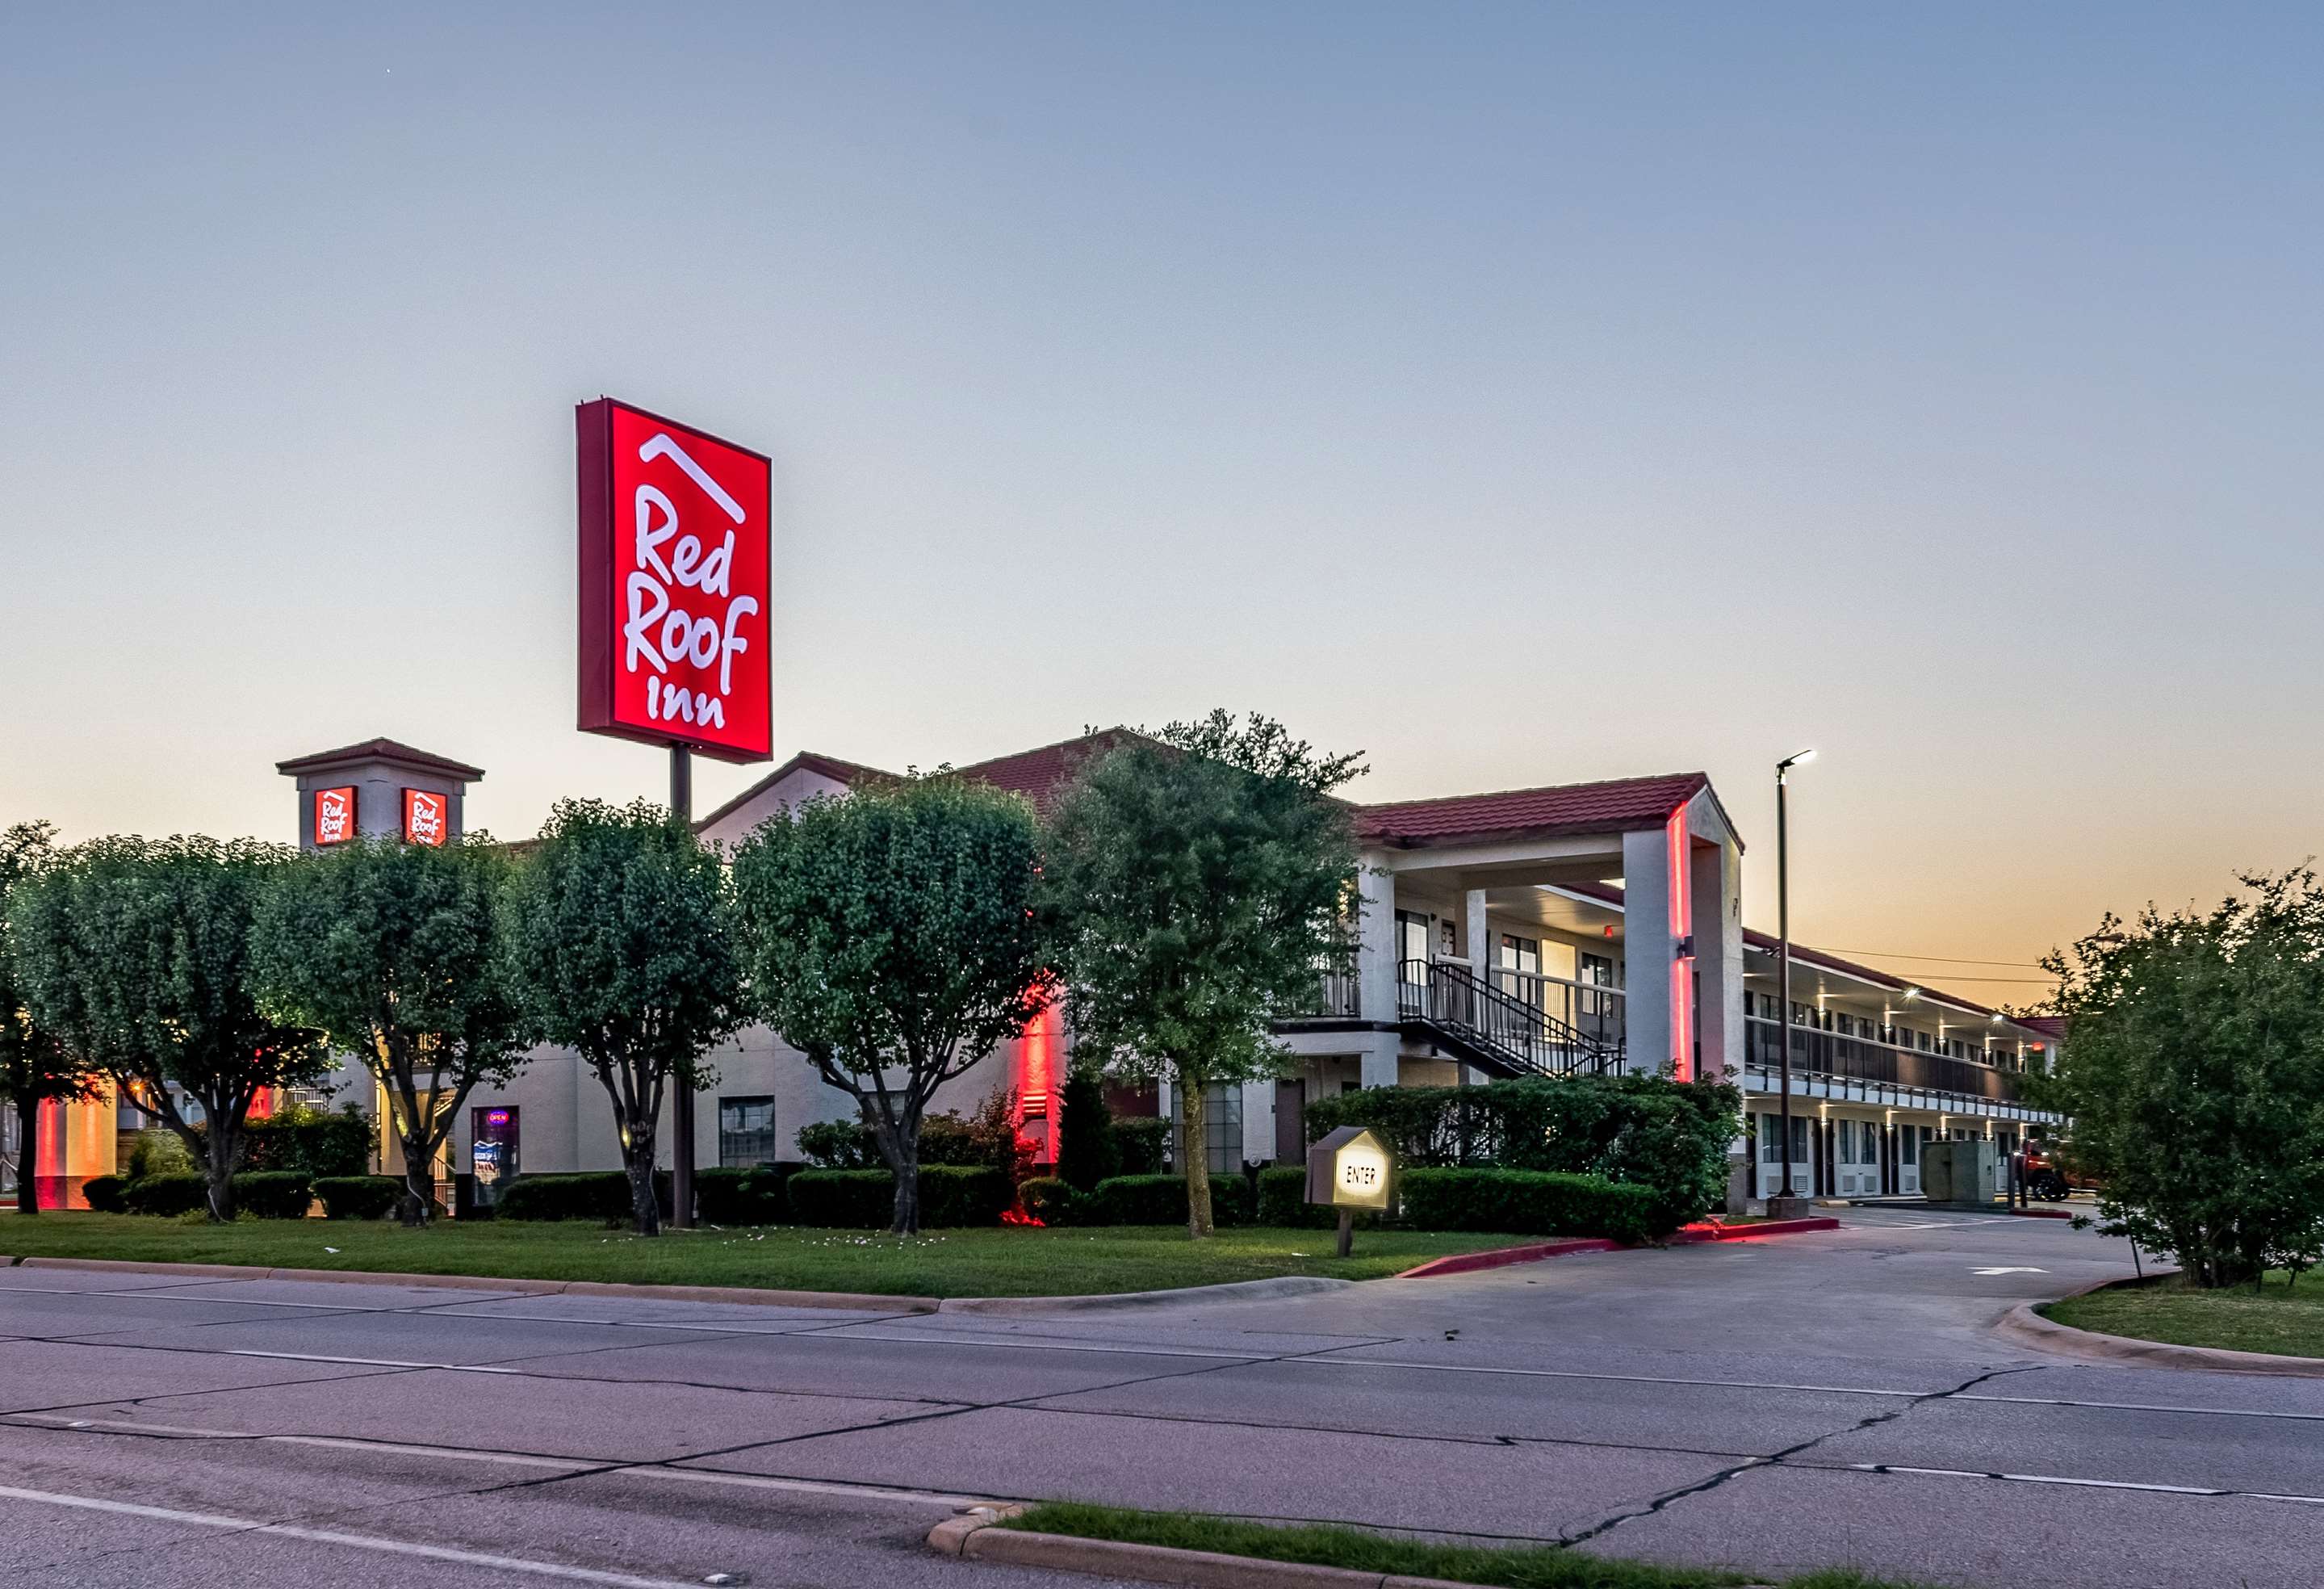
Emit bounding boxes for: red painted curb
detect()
[1395,1217,1840,1279]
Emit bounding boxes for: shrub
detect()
[123,1173,210,1217]
[496,1172,668,1223]
[1054,1073,1120,1191]
[314,1176,402,1220]
[794,1118,880,1169]
[696,1165,794,1226]
[1303,1075,1739,1229]
[233,1171,316,1219]
[1397,1167,1663,1243]
[202,1105,373,1178]
[124,1130,192,1180]
[1110,1117,1170,1176]
[81,1175,130,1214]
[1089,1172,1252,1227]
[1017,1176,1088,1226]
[786,1165,1015,1228]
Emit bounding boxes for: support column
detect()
[1620,827,1673,1076]
[1355,859,1401,1089]
[1690,833,1744,1083]
[1465,888,1491,984]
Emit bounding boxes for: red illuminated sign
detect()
[403,789,448,847]
[576,399,773,763]
[313,786,357,847]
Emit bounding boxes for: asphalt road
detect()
[2,1210,2319,1589]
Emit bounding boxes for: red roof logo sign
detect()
[577,400,773,763]
[313,786,356,847]
[403,789,447,847]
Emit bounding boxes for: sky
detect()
[5,3,2320,1001]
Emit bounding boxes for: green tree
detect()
[730,777,1050,1235]
[500,799,741,1235]
[2,822,104,1214]
[2038,869,2324,1289]
[1053,1069,1120,1192]
[253,836,532,1226]
[10,836,329,1222]
[1044,711,1365,1237]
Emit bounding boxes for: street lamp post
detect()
[1771,749,1815,1219]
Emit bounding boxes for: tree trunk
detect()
[15,1096,38,1215]
[622,1115,661,1237]
[868,1110,923,1236]
[1180,1080,1213,1239]
[396,1134,435,1228]
[204,1125,237,1222]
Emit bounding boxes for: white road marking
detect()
[225,1349,520,1373]
[0,1482,713,1587]
[1848,1465,2324,1504]
[1971,1267,2050,1276]
[1289,1356,1924,1398]
[1958,1394,2324,1423]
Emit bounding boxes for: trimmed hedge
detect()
[1398,1167,1662,1243]
[81,1174,130,1214]
[1303,1074,1740,1230]
[1016,1176,1089,1226]
[1054,1074,1120,1191]
[234,1171,316,1220]
[119,1171,316,1218]
[201,1107,373,1178]
[1088,1172,1252,1227]
[122,1173,211,1216]
[496,1172,671,1223]
[315,1176,404,1220]
[1254,1164,1367,1231]
[696,1164,798,1226]
[785,1165,1015,1228]
[1111,1117,1170,1176]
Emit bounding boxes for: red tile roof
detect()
[1352,772,1709,849]
[692,751,897,833]
[950,728,1165,815]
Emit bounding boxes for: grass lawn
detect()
[1002,1500,1935,1589]
[0,1212,1542,1298]
[2041,1271,2324,1358]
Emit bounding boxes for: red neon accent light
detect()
[1666,804,1694,1082]
[1013,996,1060,1163]
[999,1205,1046,1227]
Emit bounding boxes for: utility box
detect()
[1920,1138,1999,1207]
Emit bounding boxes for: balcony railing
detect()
[1399,959,1618,1078]
[1489,966,1626,1050]
[1744,1017,2017,1102]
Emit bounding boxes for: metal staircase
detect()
[1396,958,1622,1080]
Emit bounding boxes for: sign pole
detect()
[1336,1207,1354,1259]
[669,744,696,1231]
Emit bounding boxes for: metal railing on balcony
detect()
[1744,1017,2016,1102]
[1488,966,1626,1050]
[1399,958,1619,1079]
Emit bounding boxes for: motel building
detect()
[4,732,2062,1214]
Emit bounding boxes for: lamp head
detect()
[1777,748,1817,779]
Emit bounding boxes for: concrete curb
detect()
[937,1276,1353,1314]
[1995,1280,2324,1378]
[1395,1217,1840,1280]
[930,1516,1764,1589]
[9,1256,939,1313]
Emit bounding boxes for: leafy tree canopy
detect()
[253,835,533,1223]
[2039,868,2324,1287]
[499,798,742,1234]
[10,834,329,1219]
[1043,711,1365,1234]
[731,774,1049,1233]
[2,821,103,1212]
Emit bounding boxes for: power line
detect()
[1822,948,2046,969]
